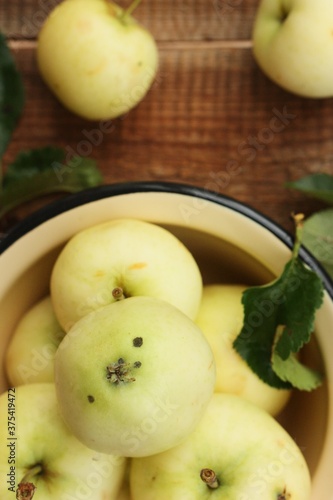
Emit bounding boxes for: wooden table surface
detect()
[1,0,332,234]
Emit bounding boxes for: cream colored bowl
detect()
[0,181,332,499]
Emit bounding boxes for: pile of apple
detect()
[1,219,312,499]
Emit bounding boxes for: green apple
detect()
[130,392,311,499]
[5,296,65,386]
[37,0,158,120]
[252,0,333,98]
[50,218,203,332]
[0,383,126,499]
[54,296,216,457]
[195,284,291,416]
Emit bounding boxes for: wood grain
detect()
[1,0,256,40]
[1,0,332,233]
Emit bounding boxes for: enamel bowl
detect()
[0,181,332,498]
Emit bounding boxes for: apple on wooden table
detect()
[0,383,126,500]
[37,0,159,120]
[252,0,333,98]
[195,284,291,416]
[50,218,203,332]
[130,392,312,500]
[54,296,216,457]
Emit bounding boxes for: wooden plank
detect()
[2,43,331,232]
[0,0,257,41]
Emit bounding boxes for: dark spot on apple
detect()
[277,487,291,500]
[133,337,143,347]
[280,6,289,23]
[87,395,95,403]
[134,361,142,368]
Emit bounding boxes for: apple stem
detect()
[112,287,126,300]
[106,358,137,385]
[16,464,42,500]
[200,468,219,489]
[291,212,304,260]
[120,0,143,20]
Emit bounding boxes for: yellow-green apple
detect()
[252,0,333,98]
[54,296,216,457]
[5,296,64,386]
[37,0,158,120]
[0,383,126,499]
[50,218,203,332]
[130,393,311,499]
[195,284,291,416]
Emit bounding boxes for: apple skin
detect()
[50,218,203,332]
[195,284,291,416]
[130,393,311,500]
[54,296,216,457]
[5,296,65,386]
[37,0,158,120]
[252,0,333,98]
[0,383,126,499]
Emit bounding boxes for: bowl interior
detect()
[0,188,332,498]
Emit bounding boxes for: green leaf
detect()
[3,146,65,186]
[272,351,323,391]
[0,33,25,158]
[0,146,103,218]
[233,224,324,390]
[233,283,292,389]
[302,208,333,279]
[286,173,333,205]
[273,258,324,358]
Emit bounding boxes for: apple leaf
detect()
[272,351,323,391]
[0,146,103,219]
[301,208,333,280]
[286,173,333,205]
[233,216,324,390]
[0,33,25,159]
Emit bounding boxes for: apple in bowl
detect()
[54,295,216,457]
[50,218,203,332]
[5,296,64,386]
[195,284,291,416]
[0,383,127,499]
[0,181,332,499]
[130,393,311,499]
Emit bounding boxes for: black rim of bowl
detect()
[1,180,332,299]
